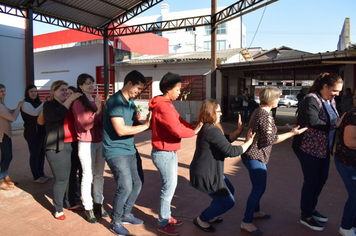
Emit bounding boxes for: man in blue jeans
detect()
[103,70,151,236]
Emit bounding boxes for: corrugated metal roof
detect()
[115,48,243,65]
[1,0,159,30]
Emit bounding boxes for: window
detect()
[204,22,227,35]
[136,77,152,100]
[217,40,226,50]
[186,27,195,32]
[203,41,211,50]
[180,75,206,101]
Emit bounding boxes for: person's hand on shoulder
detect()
[144,111,152,128]
[17,100,24,108]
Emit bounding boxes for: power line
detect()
[248,2,267,48]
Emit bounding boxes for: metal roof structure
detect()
[0,0,277,36]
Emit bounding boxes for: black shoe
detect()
[300,216,324,231]
[93,203,109,217]
[209,217,223,223]
[312,210,328,222]
[84,210,97,224]
[193,217,215,233]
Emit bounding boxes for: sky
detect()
[33,0,356,53]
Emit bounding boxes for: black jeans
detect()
[294,148,330,218]
[25,135,46,180]
[46,143,76,213]
[0,134,13,180]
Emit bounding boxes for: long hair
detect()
[307,72,343,94]
[198,99,224,133]
[76,73,97,112]
[50,80,68,100]
[0,84,5,105]
[24,84,41,105]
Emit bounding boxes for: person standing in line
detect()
[72,73,107,223]
[242,88,249,125]
[334,95,356,236]
[43,80,83,220]
[149,72,202,236]
[240,86,307,235]
[0,84,24,190]
[21,84,52,184]
[103,70,151,236]
[190,99,254,233]
[293,72,344,232]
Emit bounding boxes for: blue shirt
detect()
[324,100,338,149]
[102,91,137,160]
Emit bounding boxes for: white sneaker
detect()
[339,227,356,236]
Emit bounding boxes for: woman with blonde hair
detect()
[241,86,307,235]
[43,80,82,220]
[0,84,23,190]
[190,99,254,233]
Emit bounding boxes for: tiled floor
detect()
[1,113,346,236]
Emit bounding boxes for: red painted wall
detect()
[34,27,168,55]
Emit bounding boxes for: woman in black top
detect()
[21,84,50,183]
[190,99,254,233]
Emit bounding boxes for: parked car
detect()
[278,95,298,108]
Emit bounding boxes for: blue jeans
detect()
[200,175,235,222]
[151,149,178,227]
[335,158,356,229]
[241,155,267,223]
[0,134,13,180]
[293,148,329,218]
[25,136,46,180]
[106,151,143,223]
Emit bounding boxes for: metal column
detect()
[210,0,217,99]
[103,29,109,100]
[26,7,34,86]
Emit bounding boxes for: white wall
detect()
[126,5,245,53]
[0,14,26,124]
[34,43,104,89]
[114,62,217,120]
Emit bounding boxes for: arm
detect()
[111,115,150,136]
[0,101,23,121]
[228,114,243,141]
[275,125,308,144]
[344,125,356,149]
[21,102,43,116]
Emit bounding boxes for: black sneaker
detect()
[312,210,328,222]
[300,216,324,231]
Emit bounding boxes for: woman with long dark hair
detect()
[21,84,52,183]
[293,72,344,232]
[0,84,23,190]
[72,73,107,223]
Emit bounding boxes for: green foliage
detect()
[135,105,143,114]
[180,90,197,114]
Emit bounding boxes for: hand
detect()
[291,125,308,135]
[237,114,243,132]
[145,111,152,128]
[336,113,346,128]
[285,123,295,130]
[95,95,102,113]
[43,96,50,102]
[194,122,203,134]
[68,92,82,102]
[17,100,24,108]
[245,128,256,143]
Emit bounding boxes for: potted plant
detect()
[136,105,143,120]
[180,90,197,123]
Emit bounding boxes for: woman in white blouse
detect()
[21,85,52,183]
[0,84,23,190]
